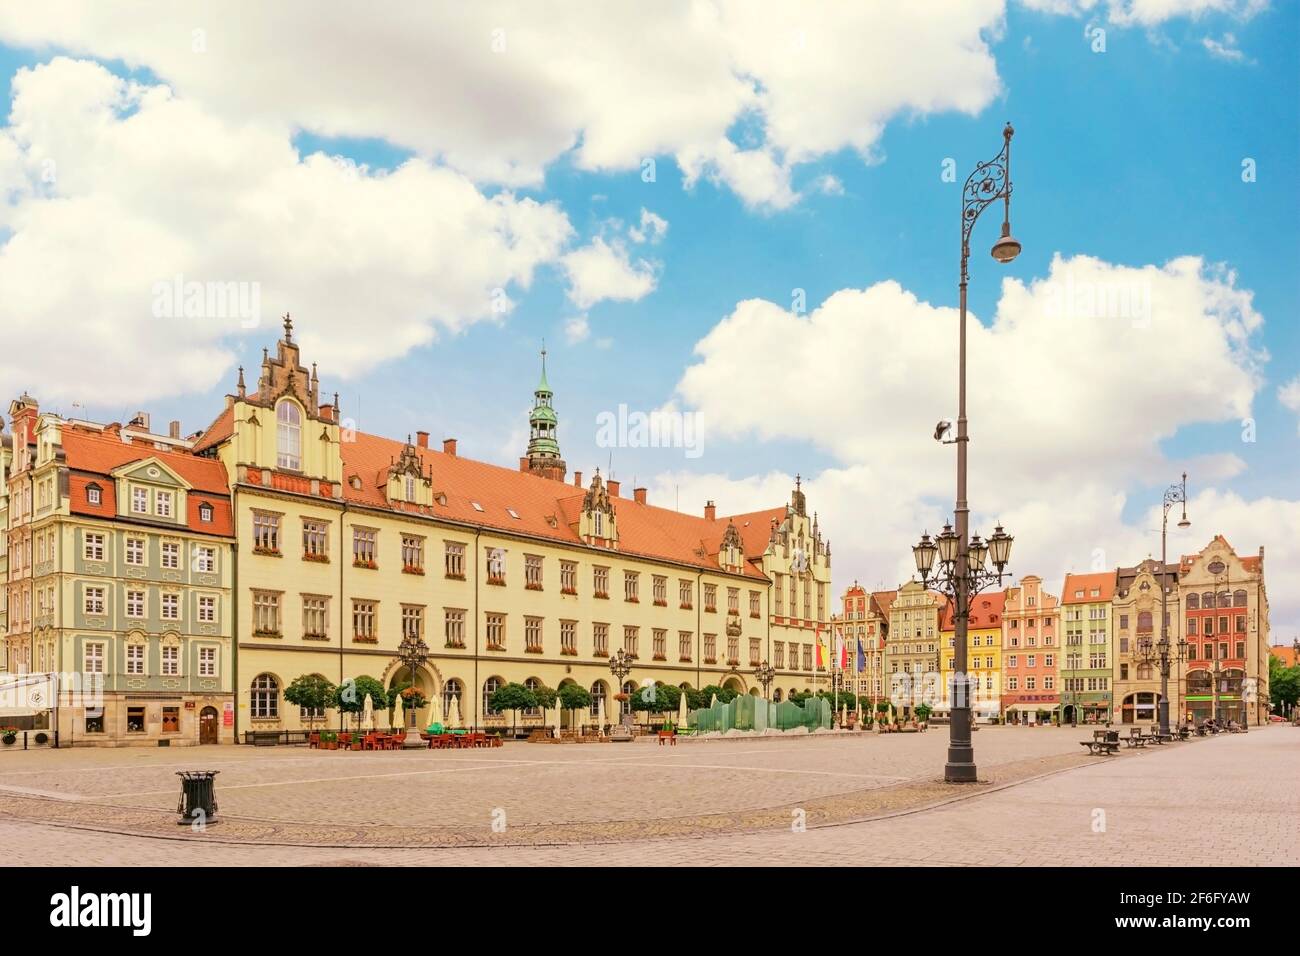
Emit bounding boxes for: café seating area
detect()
[307,730,503,750]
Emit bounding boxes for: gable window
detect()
[131,486,149,514]
[276,401,302,470]
[155,490,173,518]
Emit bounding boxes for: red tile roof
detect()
[61,426,233,536]
[1061,571,1116,604]
[1270,645,1297,667]
[871,590,897,617]
[192,405,234,453]
[339,430,779,580]
[940,591,1006,630]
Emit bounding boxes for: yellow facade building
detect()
[938,591,1005,722]
[193,320,833,737]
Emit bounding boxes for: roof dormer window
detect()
[86,484,102,506]
[198,502,213,523]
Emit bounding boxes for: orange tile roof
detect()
[871,590,897,617]
[340,431,778,580]
[192,404,234,453]
[1061,571,1116,604]
[61,426,233,536]
[1269,645,1297,668]
[940,590,1006,630]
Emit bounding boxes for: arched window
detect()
[442,679,462,717]
[276,401,302,470]
[593,511,604,537]
[773,689,783,702]
[589,680,607,717]
[483,677,503,716]
[251,673,279,719]
[1202,591,1215,609]
[1186,593,1199,610]
[524,677,542,718]
[1217,591,1231,609]
[1233,589,1247,608]
[621,680,636,716]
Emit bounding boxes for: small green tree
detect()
[558,683,592,732]
[1269,655,1299,714]
[333,675,387,727]
[915,703,932,722]
[490,682,538,735]
[284,674,336,731]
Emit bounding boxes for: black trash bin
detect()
[176,770,219,826]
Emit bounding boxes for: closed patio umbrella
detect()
[553,700,562,739]
[710,693,718,709]
[362,694,375,732]
[597,698,607,735]
[394,692,405,732]
[678,690,689,728]
[841,702,848,729]
[449,695,462,729]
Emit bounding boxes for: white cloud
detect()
[0,58,574,403]
[663,253,1299,633]
[1279,375,1300,434]
[1202,32,1248,60]
[1020,0,1269,25]
[563,315,591,344]
[628,209,669,244]
[0,1,1012,210]
[561,236,657,310]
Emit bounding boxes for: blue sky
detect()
[0,2,1295,629]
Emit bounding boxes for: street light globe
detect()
[991,226,1021,263]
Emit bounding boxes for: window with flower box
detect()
[624,570,639,603]
[703,583,717,613]
[560,560,577,594]
[525,554,543,590]
[525,616,543,652]
[352,528,377,568]
[652,628,667,660]
[486,547,506,585]
[302,520,329,562]
[703,633,716,663]
[652,575,667,606]
[444,608,466,648]
[774,641,784,668]
[750,590,761,618]
[444,541,466,579]
[678,630,692,662]
[593,566,609,599]
[727,636,739,665]
[593,622,609,656]
[623,625,639,657]
[727,587,739,615]
[485,612,506,650]
[560,620,577,655]
[252,590,282,637]
[302,595,329,640]
[679,579,693,609]
[253,512,281,554]
[749,638,760,665]
[401,535,425,574]
[351,600,376,643]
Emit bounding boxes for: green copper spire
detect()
[527,343,562,462]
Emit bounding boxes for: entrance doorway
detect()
[199,706,219,744]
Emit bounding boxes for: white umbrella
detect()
[678,690,689,728]
[840,702,848,729]
[394,691,405,732]
[552,701,562,739]
[597,698,607,735]
[449,695,462,729]
[362,694,374,732]
[710,693,719,709]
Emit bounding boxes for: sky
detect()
[0,1,1295,637]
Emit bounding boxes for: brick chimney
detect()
[574,471,583,487]
[607,479,620,498]
[168,420,181,439]
[633,487,647,505]
[519,457,529,472]
[705,500,716,521]
[442,437,456,456]
[416,431,429,449]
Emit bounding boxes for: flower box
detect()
[253,547,281,557]
[561,587,578,596]
[625,597,639,604]
[487,576,506,587]
[704,657,717,665]
[402,565,425,575]
[653,654,667,661]
[653,600,667,607]
[353,559,378,570]
[302,553,330,563]
[444,641,466,649]
[560,648,578,656]
[525,583,543,591]
[253,628,282,639]
[525,645,543,654]
[680,603,693,610]
[486,643,506,652]
[594,592,609,600]
[445,572,466,581]
[352,634,378,644]
[302,632,329,642]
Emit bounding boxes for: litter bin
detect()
[176,770,219,825]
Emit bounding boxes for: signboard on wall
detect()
[223,701,234,726]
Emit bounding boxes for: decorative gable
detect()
[719,520,744,573]
[383,436,433,507]
[579,470,618,548]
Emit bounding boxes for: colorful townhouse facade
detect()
[939,591,1004,722]
[885,579,941,718]
[1112,559,1184,726]
[187,320,833,736]
[1060,571,1115,723]
[837,583,890,706]
[1001,575,1060,721]
[2,398,236,746]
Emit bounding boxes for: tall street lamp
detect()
[1161,474,1190,735]
[911,123,1022,784]
[609,648,632,723]
[395,631,430,748]
[753,660,775,699]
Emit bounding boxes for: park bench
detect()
[657,729,677,746]
[1148,724,1172,744]
[1081,729,1120,756]
[1123,727,1147,748]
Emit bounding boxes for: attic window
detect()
[198,502,213,523]
[471,501,485,512]
[86,484,102,505]
[435,493,447,506]
[350,476,362,490]
[507,508,520,519]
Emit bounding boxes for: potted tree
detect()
[332,675,387,730]
[284,674,336,739]
[489,682,538,738]
[558,683,593,738]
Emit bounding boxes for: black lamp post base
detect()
[945,744,978,783]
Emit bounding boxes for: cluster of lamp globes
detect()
[912,523,1014,585]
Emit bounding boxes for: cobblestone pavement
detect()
[1,727,1293,863]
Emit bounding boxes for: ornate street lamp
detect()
[907,123,1022,783]
[395,630,430,748]
[753,661,775,699]
[1155,473,1190,735]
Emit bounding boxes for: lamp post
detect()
[395,631,431,748]
[910,123,1021,784]
[609,648,632,724]
[1160,474,1190,735]
[753,660,775,699]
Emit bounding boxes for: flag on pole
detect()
[815,625,827,669]
[856,637,866,673]
[837,628,848,670]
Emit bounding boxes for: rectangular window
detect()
[525,616,543,652]
[87,486,101,505]
[652,575,667,606]
[400,604,424,640]
[84,586,105,616]
[302,520,329,560]
[125,537,145,566]
[561,561,577,594]
[679,630,692,661]
[352,527,377,567]
[679,579,693,609]
[126,590,145,618]
[161,644,179,676]
[593,566,609,598]
[302,595,329,639]
[623,625,639,657]
[750,590,761,618]
[704,633,716,662]
[198,595,216,623]
[1026,677,1036,690]
[525,554,543,590]
[561,620,577,654]
[652,628,666,660]
[486,613,506,649]
[774,574,783,615]
[252,590,281,636]
[155,490,173,518]
[198,646,217,677]
[593,622,609,656]
[127,706,146,733]
[441,607,465,647]
[126,643,144,675]
[727,587,739,614]
[84,532,105,562]
[195,546,217,573]
[802,645,812,671]
[749,637,760,665]
[1044,676,1055,690]
[624,571,639,603]
[444,541,466,579]
[253,512,281,553]
[774,642,784,668]
[485,546,506,583]
[161,542,180,569]
[161,592,180,620]
[401,534,425,573]
[352,600,376,642]
[131,487,149,514]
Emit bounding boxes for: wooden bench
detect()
[657,730,677,746]
[1081,729,1120,755]
[1123,728,1147,748]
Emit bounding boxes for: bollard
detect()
[176,770,220,826]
